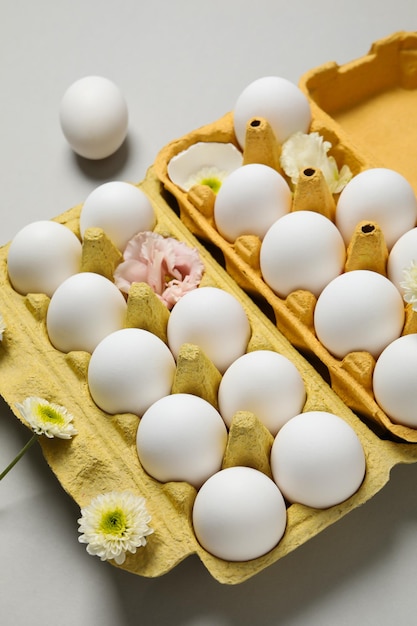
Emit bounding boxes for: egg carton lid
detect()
[299,30,417,196]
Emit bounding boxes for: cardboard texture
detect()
[153,30,417,443]
[2,168,416,584]
[300,31,417,196]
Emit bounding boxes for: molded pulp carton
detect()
[154,31,417,443]
[3,32,417,584]
[2,169,416,585]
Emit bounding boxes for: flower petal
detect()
[167,142,243,192]
[15,397,77,439]
[114,232,204,309]
[78,491,153,564]
[280,131,352,193]
[400,260,417,311]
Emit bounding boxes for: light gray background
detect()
[1,2,417,625]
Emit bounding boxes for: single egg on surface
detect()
[373,334,417,428]
[313,269,405,359]
[387,227,417,293]
[79,181,156,251]
[270,411,366,509]
[192,466,287,561]
[233,76,311,148]
[88,328,176,416]
[213,164,292,242]
[335,168,417,250]
[46,272,127,353]
[59,76,128,160]
[7,220,82,297]
[260,210,346,298]
[218,350,306,436]
[136,393,228,488]
[167,287,251,373]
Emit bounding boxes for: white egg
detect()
[88,328,176,416]
[218,350,306,435]
[167,287,251,373]
[46,272,127,353]
[136,393,227,488]
[313,270,405,359]
[79,181,156,251]
[270,411,366,509]
[373,334,417,428]
[233,76,311,148]
[7,220,82,297]
[213,164,291,242]
[387,227,417,293]
[335,168,417,250]
[192,466,287,561]
[59,76,128,160]
[260,211,346,297]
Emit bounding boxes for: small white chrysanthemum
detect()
[78,491,153,565]
[400,260,417,310]
[280,131,352,194]
[1,397,77,480]
[183,166,228,194]
[167,141,243,194]
[16,397,78,439]
[0,313,6,340]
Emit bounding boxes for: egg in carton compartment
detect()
[2,167,417,584]
[153,31,417,444]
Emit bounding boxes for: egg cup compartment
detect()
[2,167,414,584]
[299,30,417,197]
[153,32,417,443]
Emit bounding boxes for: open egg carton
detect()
[1,167,415,585]
[153,30,417,444]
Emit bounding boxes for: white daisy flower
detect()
[78,491,153,565]
[280,131,352,194]
[15,396,78,439]
[1,397,77,481]
[400,260,417,310]
[167,141,243,193]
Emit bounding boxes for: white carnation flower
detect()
[280,131,352,194]
[400,260,417,311]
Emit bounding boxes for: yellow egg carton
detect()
[2,167,417,584]
[300,31,417,197]
[153,30,417,443]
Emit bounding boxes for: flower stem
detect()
[0,433,39,481]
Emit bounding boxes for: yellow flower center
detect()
[36,404,66,426]
[99,508,127,536]
[199,176,222,194]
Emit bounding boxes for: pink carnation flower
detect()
[114,231,205,309]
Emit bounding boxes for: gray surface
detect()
[1,2,417,624]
